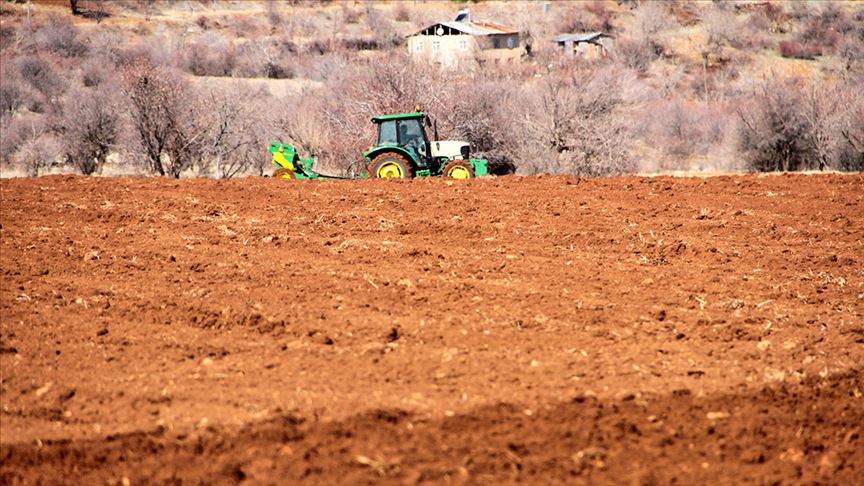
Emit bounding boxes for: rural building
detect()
[555,32,614,60]
[407,12,524,69]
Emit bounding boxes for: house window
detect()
[415,40,423,52]
[507,36,516,48]
[459,39,468,51]
[492,37,501,49]
[432,40,441,52]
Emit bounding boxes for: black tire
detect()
[368,153,414,179]
[442,159,475,179]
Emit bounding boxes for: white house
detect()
[408,12,524,69]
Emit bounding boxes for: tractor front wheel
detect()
[272,168,296,179]
[369,153,413,179]
[443,159,475,179]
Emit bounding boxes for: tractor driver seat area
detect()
[400,123,427,161]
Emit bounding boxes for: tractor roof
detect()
[371,112,424,123]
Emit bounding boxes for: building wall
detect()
[476,33,522,66]
[560,37,614,60]
[408,34,477,69]
[408,33,522,68]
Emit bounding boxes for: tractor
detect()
[268,109,488,180]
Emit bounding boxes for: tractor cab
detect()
[371,112,433,170]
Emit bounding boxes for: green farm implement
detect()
[269,109,489,180]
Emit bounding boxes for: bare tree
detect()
[201,84,270,179]
[4,115,60,176]
[737,76,861,172]
[448,78,520,174]
[737,77,811,171]
[519,64,634,176]
[836,79,864,171]
[121,60,205,178]
[56,86,121,175]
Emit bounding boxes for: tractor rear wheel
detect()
[443,159,475,179]
[369,153,413,179]
[272,168,296,179]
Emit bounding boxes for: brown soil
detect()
[1,174,862,484]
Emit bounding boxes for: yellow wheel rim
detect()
[377,162,403,178]
[277,171,294,179]
[448,166,471,179]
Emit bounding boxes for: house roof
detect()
[554,32,611,43]
[413,20,519,37]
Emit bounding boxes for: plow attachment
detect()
[268,142,361,180]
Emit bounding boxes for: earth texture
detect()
[1,173,862,484]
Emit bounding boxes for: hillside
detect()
[0,0,862,177]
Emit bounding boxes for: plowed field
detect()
[1,173,862,484]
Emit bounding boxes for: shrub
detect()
[17,55,64,98]
[585,1,614,31]
[265,2,282,28]
[0,77,25,118]
[558,7,605,34]
[342,6,361,24]
[85,30,126,67]
[617,37,663,73]
[34,15,86,57]
[15,55,63,113]
[233,38,296,79]
[81,57,114,87]
[184,33,236,77]
[634,1,670,39]
[229,15,265,39]
[195,15,211,30]
[0,113,47,164]
[839,36,864,72]
[305,39,331,55]
[340,36,402,51]
[11,132,62,176]
[393,3,410,22]
[654,99,726,168]
[778,40,821,60]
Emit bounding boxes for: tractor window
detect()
[398,119,425,146]
[378,121,398,145]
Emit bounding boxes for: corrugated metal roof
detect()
[414,20,519,37]
[555,32,609,43]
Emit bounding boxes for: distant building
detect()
[555,32,614,60]
[408,11,524,69]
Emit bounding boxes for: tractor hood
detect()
[432,140,470,160]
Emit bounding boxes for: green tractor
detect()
[268,109,489,180]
